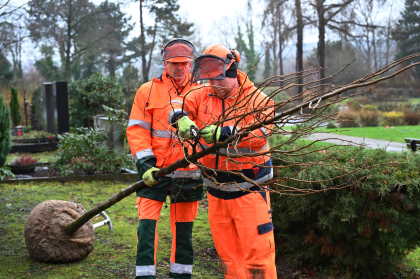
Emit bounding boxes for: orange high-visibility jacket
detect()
[127,72,199,179]
[177,70,275,171]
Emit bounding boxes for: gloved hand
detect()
[177,116,198,139]
[142,167,160,187]
[200,125,221,144]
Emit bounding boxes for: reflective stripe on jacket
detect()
[127,72,198,174]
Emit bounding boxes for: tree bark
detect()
[295,0,304,94]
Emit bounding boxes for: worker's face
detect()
[164,61,192,83]
[209,77,238,98]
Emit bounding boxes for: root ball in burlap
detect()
[24,200,95,263]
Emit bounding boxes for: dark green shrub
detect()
[9,87,21,127]
[69,73,124,128]
[271,145,420,278]
[55,128,132,175]
[30,87,45,130]
[0,96,10,167]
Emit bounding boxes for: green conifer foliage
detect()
[10,87,21,127]
[0,96,11,167]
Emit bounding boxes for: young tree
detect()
[393,0,420,79]
[9,87,20,127]
[126,0,194,82]
[0,95,10,167]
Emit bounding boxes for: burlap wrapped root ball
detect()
[24,200,95,263]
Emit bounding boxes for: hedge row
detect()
[271,144,420,278]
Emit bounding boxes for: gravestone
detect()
[93,115,124,152]
[44,81,69,134]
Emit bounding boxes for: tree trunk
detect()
[64,0,73,81]
[317,0,326,83]
[295,0,304,94]
[139,0,148,82]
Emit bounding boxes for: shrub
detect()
[271,145,420,278]
[11,155,38,166]
[9,87,21,127]
[30,87,45,130]
[337,109,359,127]
[382,111,405,126]
[358,109,380,127]
[69,73,124,128]
[55,128,131,175]
[403,111,420,125]
[0,96,10,167]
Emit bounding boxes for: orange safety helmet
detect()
[192,44,240,82]
[162,38,195,63]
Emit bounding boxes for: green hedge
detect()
[271,145,420,278]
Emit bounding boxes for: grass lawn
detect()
[0,181,222,279]
[409,98,420,104]
[1,180,419,278]
[320,125,420,143]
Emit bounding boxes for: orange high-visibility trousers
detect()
[208,192,277,279]
[136,197,199,278]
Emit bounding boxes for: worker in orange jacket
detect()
[126,39,203,279]
[171,44,277,278]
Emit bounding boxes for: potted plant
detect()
[10,155,38,174]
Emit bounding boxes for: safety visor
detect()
[192,55,227,82]
[163,39,194,62]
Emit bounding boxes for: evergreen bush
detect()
[0,96,10,167]
[10,87,21,127]
[30,87,45,130]
[69,73,124,128]
[271,144,420,278]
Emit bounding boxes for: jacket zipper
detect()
[215,98,225,169]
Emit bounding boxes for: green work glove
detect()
[142,167,160,187]
[177,116,198,139]
[200,125,221,144]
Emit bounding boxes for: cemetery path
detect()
[306,133,407,153]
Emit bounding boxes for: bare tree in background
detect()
[353,0,398,70]
[0,0,26,81]
[126,0,194,82]
[263,0,295,77]
[307,0,356,82]
[295,0,304,94]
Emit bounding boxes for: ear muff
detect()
[225,49,240,78]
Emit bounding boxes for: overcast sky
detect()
[9,0,406,69]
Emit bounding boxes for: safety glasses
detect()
[192,55,229,82]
